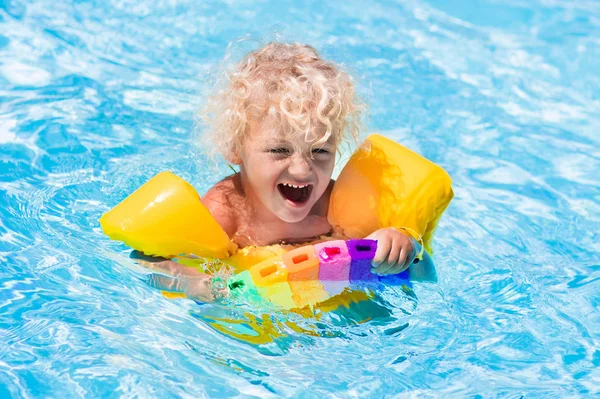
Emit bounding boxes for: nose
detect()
[288,153,312,179]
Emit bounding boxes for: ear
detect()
[226,149,242,165]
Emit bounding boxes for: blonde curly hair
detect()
[201,42,364,159]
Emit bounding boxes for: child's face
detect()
[235,118,336,223]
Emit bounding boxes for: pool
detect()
[1,0,599,397]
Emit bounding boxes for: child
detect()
[142,42,417,301]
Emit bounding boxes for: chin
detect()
[275,208,311,224]
[277,213,306,224]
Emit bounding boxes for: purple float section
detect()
[378,270,410,286]
[346,239,380,284]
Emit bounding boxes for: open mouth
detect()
[277,183,313,205]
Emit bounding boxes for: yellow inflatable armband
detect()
[100,172,236,259]
[329,134,453,252]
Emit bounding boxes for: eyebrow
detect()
[263,140,290,146]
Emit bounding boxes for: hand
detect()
[180,275,230,302]
[138,259,230,302]
[366,227,418,276]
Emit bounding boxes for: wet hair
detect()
[201,42,364,159]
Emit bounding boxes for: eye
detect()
[312,148,331,155]
[268,147,290,155]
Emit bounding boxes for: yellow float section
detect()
[100,133,453,274]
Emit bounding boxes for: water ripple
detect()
[1,0,600,397]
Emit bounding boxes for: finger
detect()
[397,240,417,272]
[386,239,402,269]
[400,240,419,271]
[371,237,390,266]
[373,250,398,276]
[398,246,409,271]
[375,239,402,276]
[388,244,412,275]
[384,254,403,275]
[373,261,393,276]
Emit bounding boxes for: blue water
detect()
[1,0,599,397]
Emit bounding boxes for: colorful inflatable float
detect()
[225,238,419,311]
[100,134,453,310]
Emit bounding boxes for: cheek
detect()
[318,158,335,177]
[314,159,335,188]
[248,157,280,183]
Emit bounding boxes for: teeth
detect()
[283,183,307,188]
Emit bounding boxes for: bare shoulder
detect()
[201,175,241,237]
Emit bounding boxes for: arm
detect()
[201,179,238,238]
[135,180,240,302]
[134,256,228,302]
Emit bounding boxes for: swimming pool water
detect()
[1,0,599,397]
